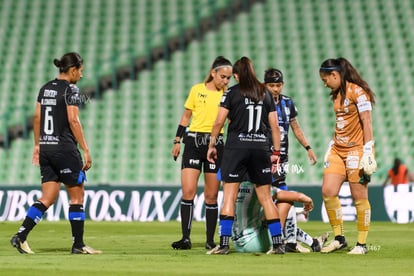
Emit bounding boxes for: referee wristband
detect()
[305,145,311,151]
[175,124,186,138]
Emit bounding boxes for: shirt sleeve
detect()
[184,86,196,111]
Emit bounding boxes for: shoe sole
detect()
[321,241,348,254]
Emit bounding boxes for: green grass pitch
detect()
[0,221,413,275]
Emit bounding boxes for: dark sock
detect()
[18,201,47,241]
[220,235,230,247]
[69,204,85,248]
[272,235,283,246]
[180,199,193,240]
[205,203,218,243]
[335,235,346,244]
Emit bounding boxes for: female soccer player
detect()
[10,52,101,254]
[319,57,377,255]
[207,56,283,255]
[264,68,318,253]
[171,56,232,250]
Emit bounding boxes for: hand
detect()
[207,146,217,163]
[271,150,280,174]
[172,143,180,161]
[323,140,334,163]
[82,149,92,171]
[359,141,377,176]
[32,145,40,166]
[307,149,317,166]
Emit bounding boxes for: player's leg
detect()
[281,204,312,253]
[254,184,284,254]
[203,172,220,249]
[296,227,329,252]
[321,173,348,253]
[10,180,60,254]
[172,168,200,249]
[348,181,370,255]
[207,181,240,255]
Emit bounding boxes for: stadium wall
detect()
[0,185,412,223]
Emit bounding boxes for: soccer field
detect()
[0,221,412,275]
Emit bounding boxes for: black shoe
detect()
[205,241,216,250]
[171,238,192,250]
[284,243,297,253]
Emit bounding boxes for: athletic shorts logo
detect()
[189,159,200,165]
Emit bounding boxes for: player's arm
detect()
[276,190,314,212]
[382,175,390,187]
[67,105,91,171]
[207,106,228,163]
[32,102,41,166]
[359,109,377,176]
[359,110,374,144]
[172,109,192,160]
[290,118,317,165]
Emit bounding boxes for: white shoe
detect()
[316,232,330,246]
[10,235,34,254]
[321,239,347,253]
[71,245,103,254]
[348,245,368,255]
[296,243,311,253]
[312,232,330,252]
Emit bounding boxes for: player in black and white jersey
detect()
[264,68,321,253]
[207,57,284,255]
[10,52,101,255]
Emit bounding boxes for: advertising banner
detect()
[0,184,410,223]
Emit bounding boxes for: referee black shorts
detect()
[181,132,224,173]
[220,148,272,185]
[39,149,83,185]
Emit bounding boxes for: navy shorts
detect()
[181,132,224,173]
[220,148,272,185]
[39,150,83,185]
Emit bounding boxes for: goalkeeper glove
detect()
[359,140,377,176]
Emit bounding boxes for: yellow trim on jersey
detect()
[184,83,224,133]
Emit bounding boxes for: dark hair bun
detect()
[53,58,61,68]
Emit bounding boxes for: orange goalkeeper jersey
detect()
[333,82,372,150]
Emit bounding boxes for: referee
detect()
[10,52,101,254]
[171,56,232,250]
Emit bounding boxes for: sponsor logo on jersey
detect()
[43,89,58,97]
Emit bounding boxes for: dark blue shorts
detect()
[39,150,83,185]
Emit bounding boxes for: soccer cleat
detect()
[348,244,368,255]
[320,239,348,253]
[71,245,103,254]
[171,238,192,250]
[312,232,330,252]
[10,234,34,254]
[266,244,285,254]
[206,245,230,255]
[285,243,310,253]
[205,241,217,250]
